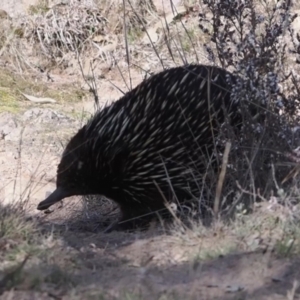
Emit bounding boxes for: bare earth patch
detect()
[1,1,300,299]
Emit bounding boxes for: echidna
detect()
[37,64,243,230]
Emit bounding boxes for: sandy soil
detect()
[0,1,300,299]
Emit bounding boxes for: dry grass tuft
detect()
[1,0,300,298]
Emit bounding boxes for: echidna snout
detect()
[37,126,101,211]
[37,187,72,210]
[37,64,244,229]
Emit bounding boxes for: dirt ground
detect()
[1,71,299,299]
[1,1,300,299]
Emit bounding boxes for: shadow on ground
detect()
[0,202,299,300]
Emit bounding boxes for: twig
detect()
[214,141,231,216]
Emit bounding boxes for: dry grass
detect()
[0,203,79,297]
[0,66,86,114]
[1,0,300,298]
[1,192,300,299]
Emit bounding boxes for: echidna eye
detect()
[77,161,84,170]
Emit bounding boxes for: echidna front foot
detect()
[102,218,148,233]
[117,204,168,231]
[101,212,151,233]
[102,220,121,233]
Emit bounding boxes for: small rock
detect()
[226,285,245,293]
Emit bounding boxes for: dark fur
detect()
[37,64,242,230]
